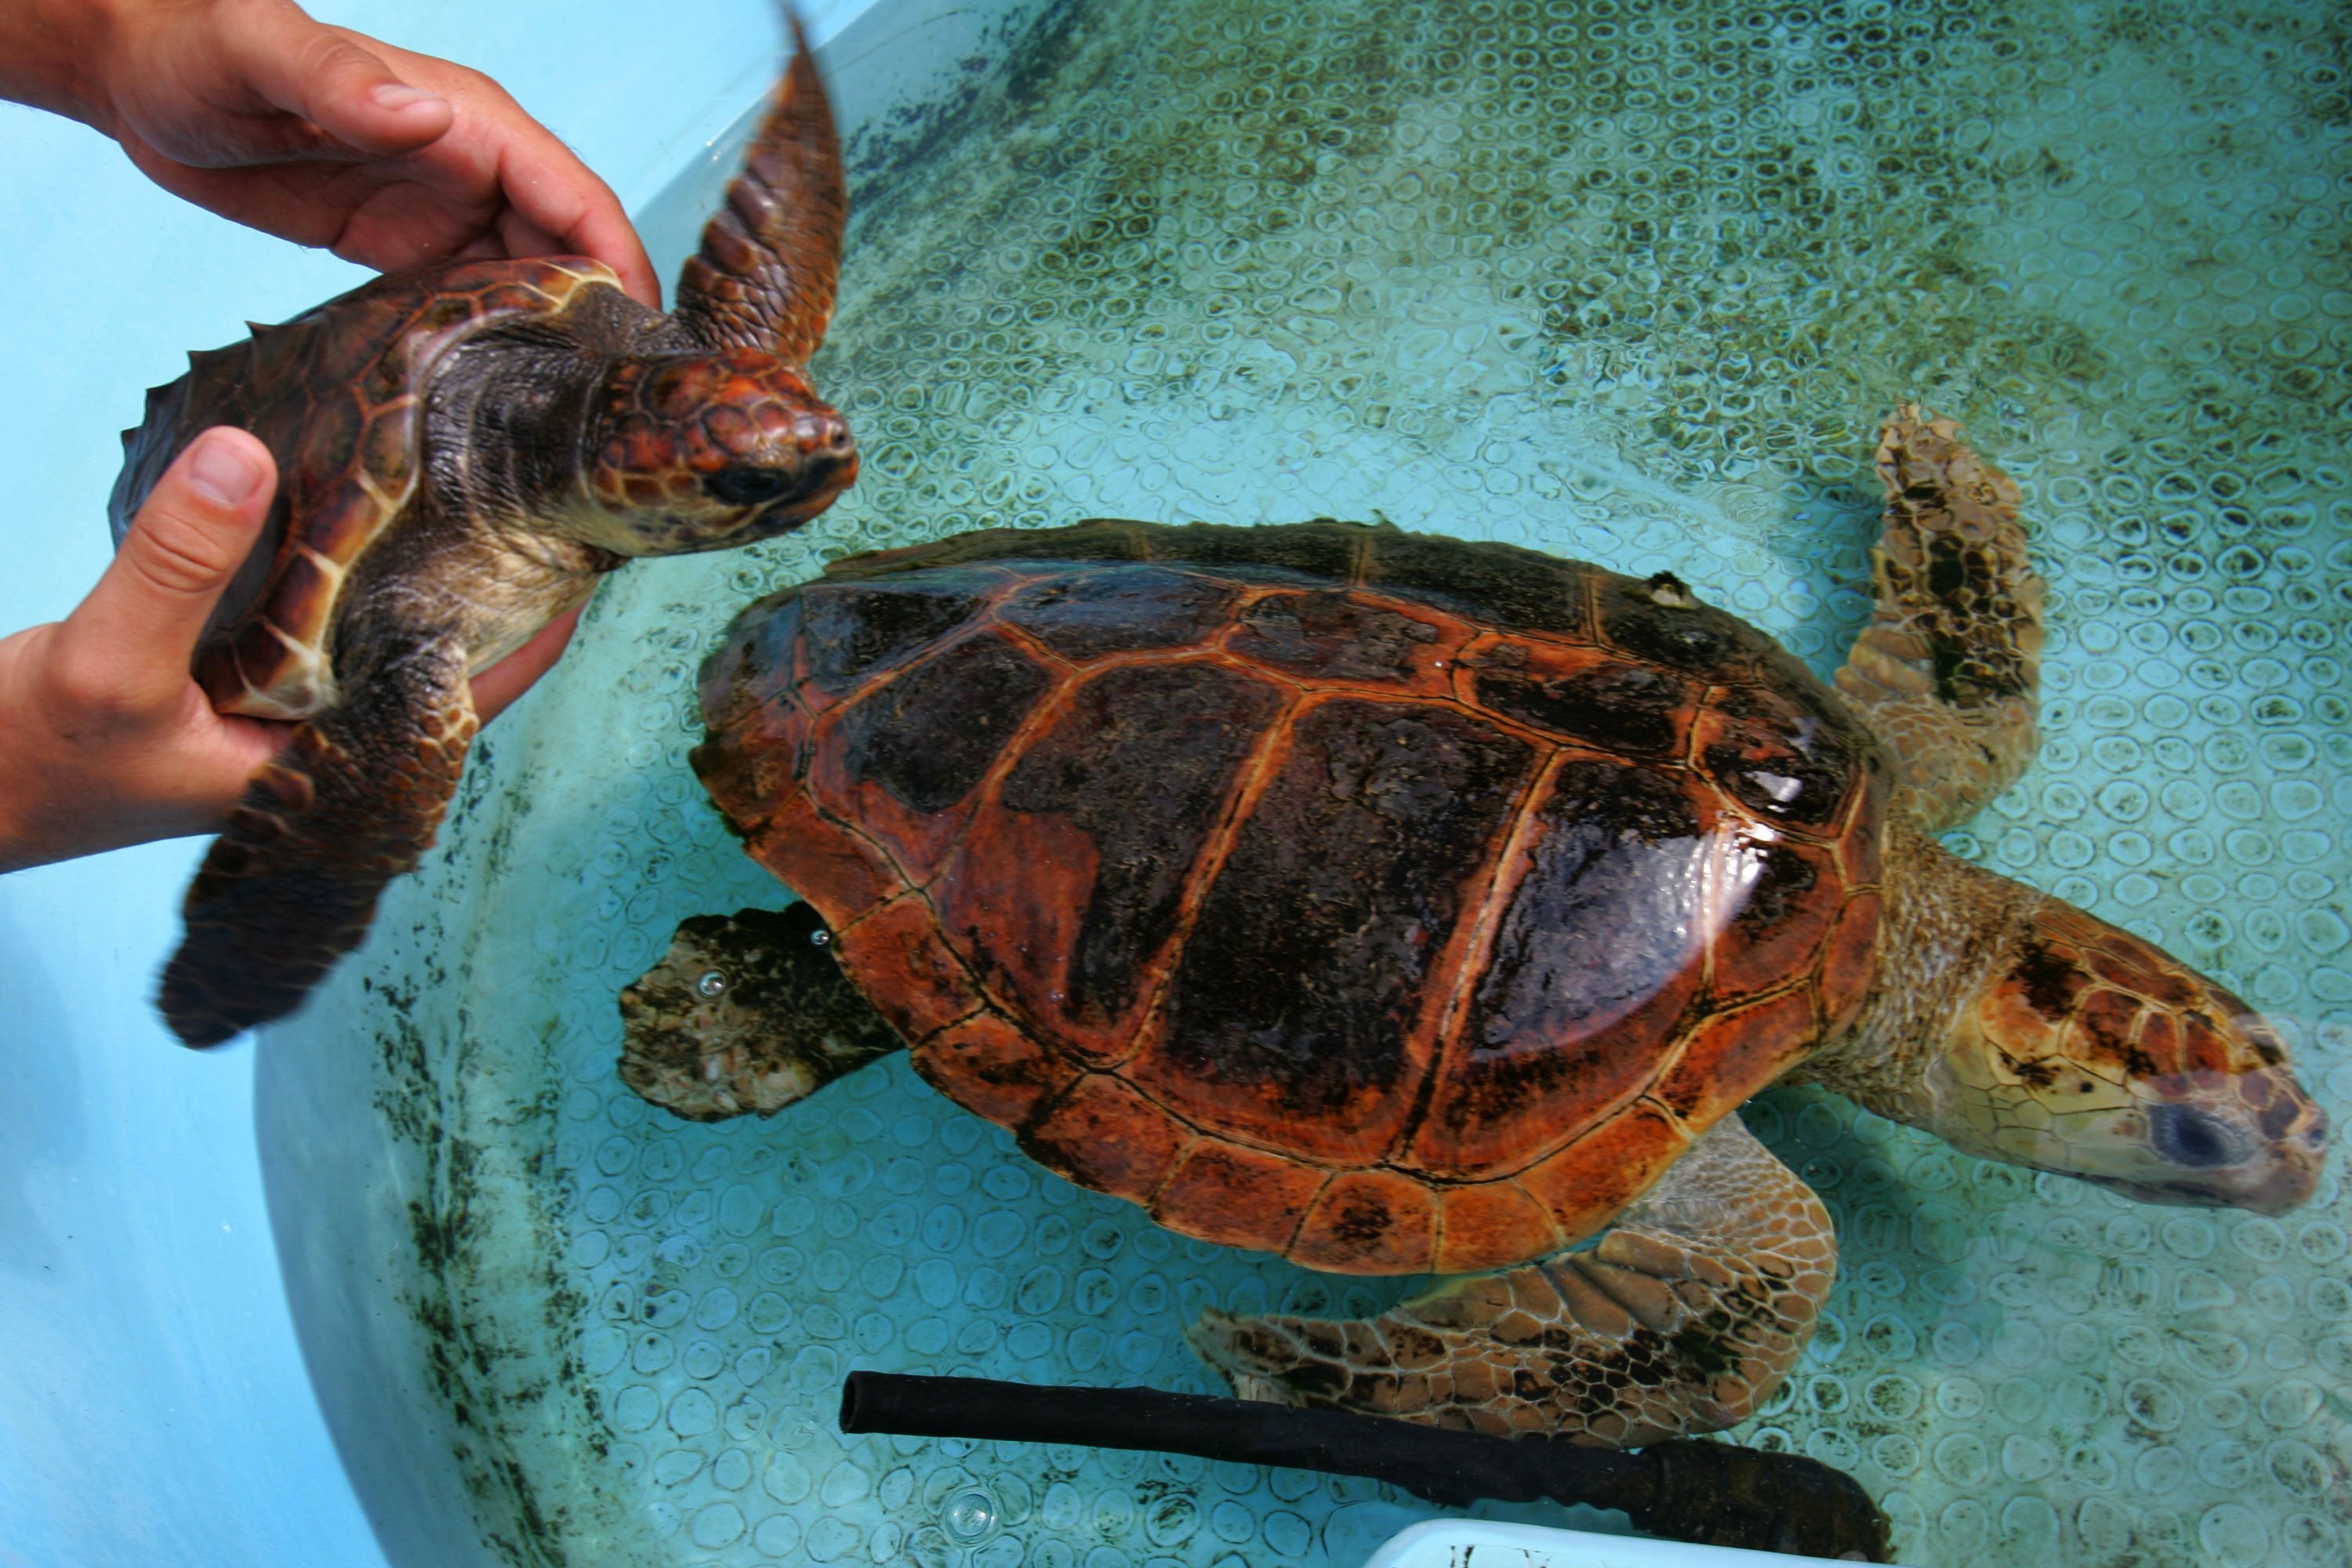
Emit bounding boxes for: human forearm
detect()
[0,0,123,125]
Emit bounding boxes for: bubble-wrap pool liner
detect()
[258,0,2352,1563]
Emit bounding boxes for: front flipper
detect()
[1189,1115,1835,1446]
[617,904,905,1121]
[159,642,475,1047]
[1834,405,2044,832]
[673,16,845,361]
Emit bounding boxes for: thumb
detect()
[73,427,276,709]
[233,21,453,159]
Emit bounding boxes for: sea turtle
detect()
[115,25,857,1047]
[618,408,2328,1444]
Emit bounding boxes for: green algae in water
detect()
[260,0,2352,1563]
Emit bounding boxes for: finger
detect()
[226,16,452,160]
[489,210,568,263]
[69,428,276,712]
[470,603,583,724]
[116,134,358,248]
[498,158,660,307]
[213,712,299,779]
[146,710,298,840]
[365,43,657,304]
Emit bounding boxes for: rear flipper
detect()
[160,641,476,1047]
[618,904,905,1121]
[1834,405,2044,833]
[1188,1114,1835,1446]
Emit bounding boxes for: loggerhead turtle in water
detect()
[114,25,857,1047]
[618,408,2327,1444]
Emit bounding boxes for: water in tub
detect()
[250,0,2351,1564]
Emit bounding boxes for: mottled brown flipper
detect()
[617,904,906,1120]
[673,13,845,361]
[1188,1116,1835,1445]
[1834,406,2044,832]
[159,643,476,1046]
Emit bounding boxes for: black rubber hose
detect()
[840,1372,1889,1562]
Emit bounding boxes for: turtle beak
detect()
[710,407,858,533]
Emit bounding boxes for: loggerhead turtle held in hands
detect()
[619,408,2327,1444]
[114,24,857,1047]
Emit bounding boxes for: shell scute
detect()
[1289,1169,1441,1273]
[1127,696,1535,1163]
[832,891,982,1044]
[700,592,813,736]
[1653,987,1817,1122]
[205,614,328,717]
[358,395,419,488]
[1592,572,1768,681]
[807,629,1051,881]
[1515,1099,1693,1245]
[1225,587,1468,688]
[942,659,1283,1054]
[304,312,397,394]
[1708,837,1848,1003]
[1408,757,1713,1178]
[263,549,341,650]
[744,793,899,920]
[1837,783,1887,887]
[1018,1073,1188,1204]
[1149,1138,1327,1257]
[1465,638,1698,757]
[1695,683,1867,836]
[229,325,314,401]
[999,563,1245,661]
[1359,530,1595,641]
[1134,517,1369,579]
[920,1011,1078,1129]
[1434,1179,1563,1275]
[1818,891,1883,1030]
[292,384,369,495]
[798,573,1000,699]
[298,485,398,580]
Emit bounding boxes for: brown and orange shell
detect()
[694,520,1894,1276]
[108,257,621,720]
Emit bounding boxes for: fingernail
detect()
[371,83,445,114]
[187,430,267,506]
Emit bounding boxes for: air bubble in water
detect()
[943,1487,996,1540]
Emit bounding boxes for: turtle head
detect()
[1925,901,2328,1214]
[572,348,857,555]
[557,14,853,554]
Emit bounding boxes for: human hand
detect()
[2,0,658,303]
[0,427,579,874]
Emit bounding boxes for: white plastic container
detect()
[1365,1519,1870,1568]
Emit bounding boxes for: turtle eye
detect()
[695,970,728,999]
[2148,1102,2247,1168]
[706,464,797,508]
